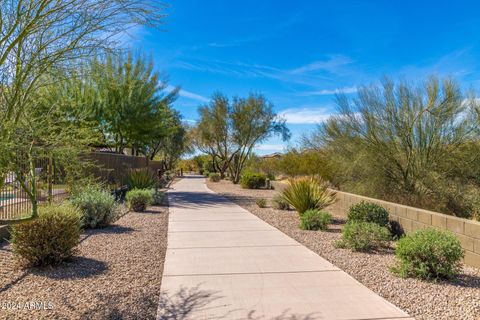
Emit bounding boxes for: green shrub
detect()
[392,228,463,280]
[70,185,118,228]
[240,172,266,189]
[300,209,332,230]
[281,177,336,214]
[126,188,154,212]
[11,204,82,267]
[348,201,389,227]
[126,168,158,189]
[337,221,390,252]
[209,172,221,182]
[271,194,289,210]
[256,198,267,208]
[152,190,166,205]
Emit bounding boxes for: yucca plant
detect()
[281,177,336,215]
[126,168,158,189]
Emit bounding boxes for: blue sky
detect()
[132,1,480,154]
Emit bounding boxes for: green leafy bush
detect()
[240,172,266,189]
[70,185,119,228]
[126,188,154,212]
[256,198,267,208]
[348,201,389,227]
[271,194,289,210]
[281,177,336,214]
[209,172,221,182]
[392,228,463,280]
[337,221,390,251]
[300,209,332,230]
[126,168,158,189]
[152,190,166,205]
[11,204,82,267]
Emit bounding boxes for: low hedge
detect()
[240,172,266,189]
[70,185,119,228]
[392,228,463,280]
[11,204,82,267]
[347,201,389,227]
[209,172,221,182]
[337,221,390,252]
[126,188,154,212]
[300,209,332,230]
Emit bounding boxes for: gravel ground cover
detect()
[207,179,480,320]
[0,204,168,320]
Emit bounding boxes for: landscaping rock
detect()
[207,179,480,320]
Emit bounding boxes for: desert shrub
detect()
[240,172,266,189]
[281,177,336,214]
[271,194,289,210]
[392,228,463,280]
[126,188,154,212]
[11,204,82,267]
[152,190,166,205]
[256,198,267,208]
[209,172,221,182]
[70,185,118,228]
[337,221,390,252]
[347,201,389,227]
[300,209,332,230]
[126,168,158,189]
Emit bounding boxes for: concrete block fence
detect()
[271,181,480,269]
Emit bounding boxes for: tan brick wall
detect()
[271,181,480,269]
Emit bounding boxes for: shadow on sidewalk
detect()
[156,285,320,320]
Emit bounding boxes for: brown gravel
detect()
[207,179,480,320]
[0,205,168,320]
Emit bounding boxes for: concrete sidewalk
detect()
[158,176,413,320]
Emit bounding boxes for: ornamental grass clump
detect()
[11,204,82,267]
[126,168,158,189]
[347,201,389,227]
[126,188,154,212]
[70,185,119,228]
[300,209,332,230]
[281,177,336,214]
[256,198,267,208]
[337,221,390,252]
[392,228,463,280]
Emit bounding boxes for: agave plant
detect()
[281,177,336,215]
[126,168,158,189]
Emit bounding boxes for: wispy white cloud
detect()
[279,107,333,124]
[291,56,353,74]
[172,55,354,87]
[166,85,209,103]
[304,86,358,95]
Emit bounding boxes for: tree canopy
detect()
[194,92,290,182]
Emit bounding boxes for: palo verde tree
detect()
[194,93,234,178]
[0,0,166,190]
[305,76,480,217]
[229,94,290,183]
[8,72,99,220]
[194,93,290,183]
